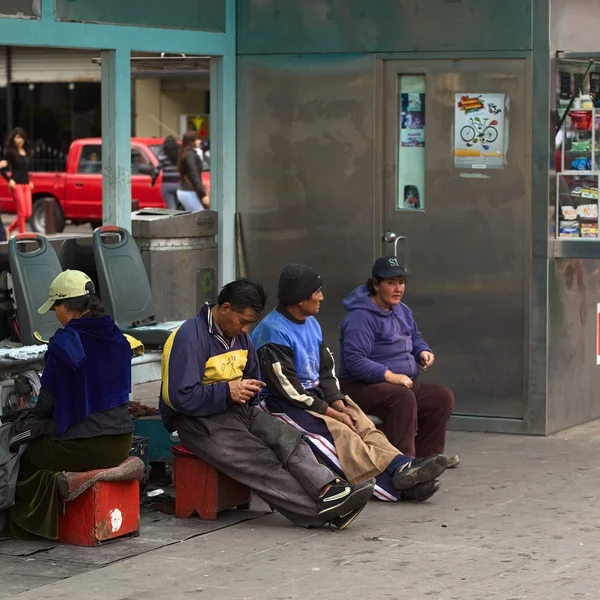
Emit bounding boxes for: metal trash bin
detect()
[131,208,218,322]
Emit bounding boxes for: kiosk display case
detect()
[557,108,600,238]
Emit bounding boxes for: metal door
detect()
[381,59,530,420]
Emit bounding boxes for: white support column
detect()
[101,48,132,230]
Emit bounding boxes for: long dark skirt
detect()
[8,433,132,540]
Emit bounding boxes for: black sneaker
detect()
[317,479,374,519]
[400,479,441,502]
[330,503,368,530]
[392,455,448,491]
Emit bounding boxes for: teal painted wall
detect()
[237,0,533,54]
[54,0,225,32]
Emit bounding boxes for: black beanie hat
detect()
[278,264,322,306]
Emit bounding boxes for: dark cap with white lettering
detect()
[372,256,407,279]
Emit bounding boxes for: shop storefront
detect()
[235,0,600,435]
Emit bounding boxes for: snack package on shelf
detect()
[581,222,599,238]
[559,221,580,237]
[577,204,598,218]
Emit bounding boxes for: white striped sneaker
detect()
[317,479,374,519]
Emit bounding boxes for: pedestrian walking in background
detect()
[157,135,180,210]
[0,127,34,236]
[177,131,209,212]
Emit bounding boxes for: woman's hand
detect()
[385,370,413,388]
[201,195,210,209]
[419,351,435,370]
[9,179,16,190]
[29,182,34,191]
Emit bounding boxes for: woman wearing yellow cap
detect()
[7,270,139,540]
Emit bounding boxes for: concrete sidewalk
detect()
[8,422,600,600]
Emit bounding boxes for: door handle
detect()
[75,182,83,188]
[382,231,408,272]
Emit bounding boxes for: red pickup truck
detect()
[0,137,210,233]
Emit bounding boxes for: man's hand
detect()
[385,370,413,388]
[326,407,359,434]
[29,182,34,191]
[342,405,359,428]
[334,401,359,429]
[228,379,265,405]
[419,351,435,370]
[330,399,345,411]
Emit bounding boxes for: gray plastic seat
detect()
[92,226,181,347]
[9,233,62,345]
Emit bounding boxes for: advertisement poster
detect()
[453,94,507,169]
[399,87,425,210]
[400,92,425,148]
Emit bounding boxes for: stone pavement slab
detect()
[6,423,600,600]
[0,508,266,597]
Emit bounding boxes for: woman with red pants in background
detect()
[0,127,34,236]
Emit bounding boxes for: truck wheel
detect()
[30,197,66,234]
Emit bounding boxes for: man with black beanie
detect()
[160,278,374,530]
[252,264,448,504]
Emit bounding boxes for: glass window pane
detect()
[54,0,225,32]
[131,148,149,174]
[0,0,41,19]
[78,145,102,174]
[397,75,425,211]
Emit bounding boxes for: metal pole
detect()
[6,46,13,131]
[69,82,75,140]
[101,48,132,230]
[44,197,57,235]
[28,83,34,142]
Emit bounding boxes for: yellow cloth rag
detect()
[124,334,144,357]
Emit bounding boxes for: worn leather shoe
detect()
[392,455,448,490]
[401,479,441,502]
[446,455,460,468]
[57,456,145,502]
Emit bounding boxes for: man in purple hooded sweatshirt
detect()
[339,256,457,464]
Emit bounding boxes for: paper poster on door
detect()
[453,94,508,169]
[397,76,426,211]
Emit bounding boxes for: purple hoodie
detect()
[339,285,431,382]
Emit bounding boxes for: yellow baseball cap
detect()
[38,270,94,315]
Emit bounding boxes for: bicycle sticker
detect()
[453,93,508,170]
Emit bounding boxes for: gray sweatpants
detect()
[174,405,335,527]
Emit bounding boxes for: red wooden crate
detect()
[172,445,252,520]
[57,480,140,546]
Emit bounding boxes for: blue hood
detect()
[41,315,132,434]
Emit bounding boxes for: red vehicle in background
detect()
[0,137,211,233]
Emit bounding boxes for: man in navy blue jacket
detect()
[160,278,374,530]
